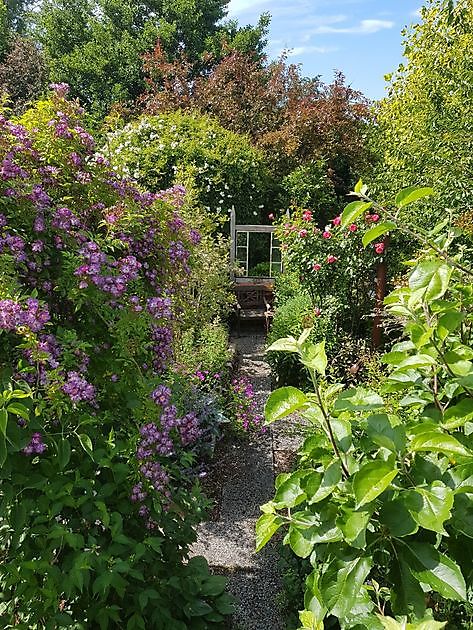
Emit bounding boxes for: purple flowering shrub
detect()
[0,86,233,627]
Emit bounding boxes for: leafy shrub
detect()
[278,160,337,226]
[258,187,473,629]
[175,320,232,378]
[105,111,273,223]
[0,86,233,628]
[275,205,382,340]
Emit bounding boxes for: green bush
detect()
[278,160,337,226]
[259,187,473,629]
[105,111,273,223]
[175,320,231,378]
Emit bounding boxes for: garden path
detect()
[190,329,306,629]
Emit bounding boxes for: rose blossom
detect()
[374,242,385,254]
[322,231,331,239]
[332,216,341,226]
[312,263,322,271]
[348,224,357,232]
[327,254,337,263]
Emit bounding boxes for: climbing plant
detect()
[257,186,473,629]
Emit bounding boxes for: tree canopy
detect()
[374,0,473,222]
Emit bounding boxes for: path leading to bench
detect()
[191,330,306,630]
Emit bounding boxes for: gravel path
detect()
[190,328,307,630]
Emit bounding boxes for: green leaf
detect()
[450,493,473,539]
[287,525,315,558]
[335,388,384,412]
[410,432,472,458]
[57,438,71,470]
[255,513,283,552]
[389,552,426,618]
[404,541,466,601]
[395,186,434,208]
[201,575,227,597]
[78,433,94,459]
[0,408,7,436]
[307,461,342,504]
[362,222,397,247]
[6,402,29,420]
[353,461,399,508]
[437,311,465,341]
[322,557,372,620]
[266,336,299,353]
[409,261,452,301]
[442,398,473,430]
[336,507,371,548]
[366,414,406,453]
[299,340,327,376]
[298,610,324,630]
[304,569,327,624]
[183,600,213,617]
[264,387,308,425]
[341,201,373,228]
[402,481,454,534]
[379,497,419,537]
[274,471,307,508]
[354,178,363,194]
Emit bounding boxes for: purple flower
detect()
[49,82,70,97]
[62,371,96,404]
[146,296,172,320]
[23,432,47,455]
[189,229,201,245]
[150,384,171,407]
[0,213,7,228]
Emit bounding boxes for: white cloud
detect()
[286,45,339,56]
[410,8,422,17]
[227,0,272,17]
[312,18,395,34]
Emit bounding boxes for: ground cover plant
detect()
[0,85,235,628]
[257,186,473,629]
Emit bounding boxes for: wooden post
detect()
[230,205,236,281]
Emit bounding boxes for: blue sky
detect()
[227,0,423,100]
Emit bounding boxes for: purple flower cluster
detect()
[23,432,47,455]
[179,411,201,446]
[231,376,264,432]
[150,325,173,373]
[146,296,172,320]
[0,298,50,332]
[150,384,172,407]
[137,422,174,458]
[75,242,141,296]
[62,371,96,404]
[51,207,82,231]
[0,233,26,261]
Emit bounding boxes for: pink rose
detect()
[322,231,331,239]
[327,254,337,263]
[302,210,313,221]
[374,242,385,254]
[348,224,357,232]
[314,307,321,317]
[299,229,308,238]
[332,215,341,226]
[313,263,321,271]
[370,214,380,222]
[268,213,274,220]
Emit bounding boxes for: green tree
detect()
[373,0,473,224]
[35,0,267,120]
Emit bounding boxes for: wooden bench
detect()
[233,282,274,335]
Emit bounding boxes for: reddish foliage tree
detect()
[140,45,373,188]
